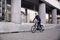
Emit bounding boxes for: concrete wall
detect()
[0,22,60,33]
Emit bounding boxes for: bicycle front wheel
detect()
[31,25,36,33]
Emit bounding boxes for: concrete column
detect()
[52,9,57,24]
[39,3,46,24]
[11,0,21,24]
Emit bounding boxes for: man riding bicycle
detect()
[33,13,41,30]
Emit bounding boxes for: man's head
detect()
[35,13,38,15]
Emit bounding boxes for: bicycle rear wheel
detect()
[31,25,36,33]
[39,25,44,32]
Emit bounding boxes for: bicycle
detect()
[31,22,44,33]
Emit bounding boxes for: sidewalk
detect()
[0,22,59,33]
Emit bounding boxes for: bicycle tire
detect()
[31,25,36,33]
[39,25,44,32]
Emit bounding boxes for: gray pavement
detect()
[0,27,60,40]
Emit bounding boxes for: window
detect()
[21,8,26,23]
[27,9,38,23]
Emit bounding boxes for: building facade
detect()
[0,0,60,24]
